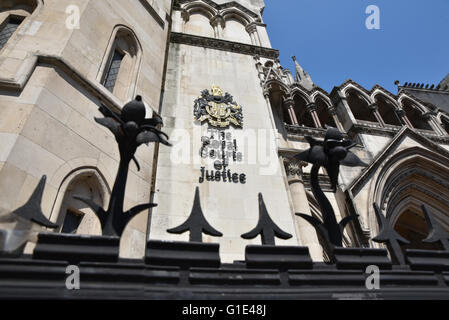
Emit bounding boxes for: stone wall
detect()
[0,0,172,258]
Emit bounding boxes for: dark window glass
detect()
[0,17,24,50]
[103,50,125,92]
[61,209,84,234]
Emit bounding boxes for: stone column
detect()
[369,103,386,127]
[396,109,413,128]
[306,103,322,128]
[328,106,345,132]
[284,159,323,261]
[211,15,225,39]
[264,90,281,145]
[284,97,298,125]
[245,22,260,46]
[423,112,445,135]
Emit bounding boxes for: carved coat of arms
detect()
[194,86,243,128]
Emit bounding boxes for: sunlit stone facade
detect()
[1,0,449,263]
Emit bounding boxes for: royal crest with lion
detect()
[194,86,244,128]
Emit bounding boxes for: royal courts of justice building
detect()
[1,0,449,263]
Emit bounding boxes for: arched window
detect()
[401,99,433,131]
[346,89,378,123]
[100,27,141,101]
[315,97,336,128]
[56,172,107,236]
[293,94,315,128]
[375,95,402,126]
[0,0,38,51]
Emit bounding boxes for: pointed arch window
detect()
[346,89,378,123]
[375,95,402,126]
[99,27,142,101]
[401,99,433,131]
[315,97,337,128]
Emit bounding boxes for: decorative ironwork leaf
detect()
[241,193,292,245]
[12,176,58,229]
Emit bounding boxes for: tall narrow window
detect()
[0,16,24,50]
[99,27,141,101]
[103,50,125,92]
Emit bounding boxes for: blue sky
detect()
[263,0,449,93]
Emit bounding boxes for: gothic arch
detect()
[51,168,110,236]
[183,11,215,38]
[221,9,252,44]
[342,84,372,104]
[372,91,402,126]
[264,79,290,96]
[183,1,217,21]
[313,94,337,128]
[292,89,315,128]
[221,8,252,26]
[311,91,332,106]
[291,87,312,104]
[345,87,378,123]
[399,97,433,131]
[368,147,449,245]
[97,25,142,101]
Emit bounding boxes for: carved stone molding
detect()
[283,158,307,179]
[170,32,279,59]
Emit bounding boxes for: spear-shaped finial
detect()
[12,176,58,229]
[241,193,292,245]
[167,187,222,242]
[372,203,410,265]
[422,205,449,251]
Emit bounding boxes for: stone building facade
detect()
[0,0,448,264]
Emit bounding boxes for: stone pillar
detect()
[307,103,322,128]
[245,23,260,46]
[284,97,298,125]
[264,89,281,145]
[423,112,445,135]
[328,106,345,132]
[369,103,386,127]
[284,159,324,261]
[397,109,413,128]
[211,15,225,39]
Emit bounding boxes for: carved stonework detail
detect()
[170,32,279,59]
[283,158,307,179]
